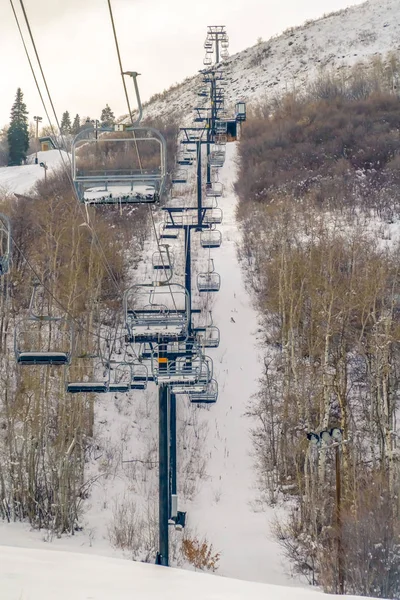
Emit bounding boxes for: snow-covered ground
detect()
[0,544,378,600]
[185,142,293,585]
[0,149,68,194]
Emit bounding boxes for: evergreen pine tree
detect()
[7,88,29,166]
[100,104,116,128]
[72,114,81,135]
[60,111,72,134]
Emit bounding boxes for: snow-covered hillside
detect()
[0,150,68,195]
[141,0,400,122]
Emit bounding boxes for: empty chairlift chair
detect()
[205,182,223,198]
[15,317,73,366]
[209,147,226,168]
[195,325,220,349]
[171,169,188,185]
[66,361,109,394]
[189,378,218,404]
[108,362,134,393]
[0,213,11,275]
[152,247,174,271]
[200,229,222,248]
[235,101,247,122]
[124,284,190,342]
[159,223,179,240]
[131,362,148,390]
[203,208,223,225]
[197,272,221,293]
[72,125,167,204]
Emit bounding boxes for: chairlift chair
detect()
[159,223,179,240]
[208,148,226,168]
[72,125,167,204]
[205,182,223,198]
[171,169,188,185]
[177,152,194,166]
[108,362,133,393]
[131,362,148,390]
[221,36,229,49]
[195,326,220,348]
[203,208,223,225]
[15,285,73,366]
[0,214,11,275]
[203,55,212,67]
[189,378,218,404]
[66,361,109,393]
[200,229,222,248]
[152,247,174,271]
[235,101,247,122]
[124,284,189,341]
[197,272,221,293]
[15,316,73,366]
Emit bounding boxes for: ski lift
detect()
[72,125,167,204]
[131,362,149,390]
[215,121,227,134]
[152,246,174,270]
[203,55,212,67]
[208,148,225,167]
[203,208,223,225]
[15,317,73,366]
[221,49,229,60]
[171,169,188,185]
[200,229,222,248]
[189,378,218,404]
[0,214,11,275]
[108,362,133,393]
[15,285,73,366]
[66,361,109,393]
[205,182,223,198]
[221,35,229,49]
[197,272,221,293]
[159,223,179,240]
[235,101,247,122]
[177,152,194,166]
[124,283,189,342]
[195,326,220,348]
[204,39,213,50]
[198,88,209,98]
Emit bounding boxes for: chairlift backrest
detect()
[72,125,167,204]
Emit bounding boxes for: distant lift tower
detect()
[204,26,229,64]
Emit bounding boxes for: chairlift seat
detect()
[67,381,109,394]
[17,351,70,366]
[203,208,223,225]
[189,379,218,404]
[200,230,222,248]
[205,182,223,198]
[72,126,167,204]
[197,272,221,293]
[195,326,220,348]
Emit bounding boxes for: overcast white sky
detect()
[1,0,365,128]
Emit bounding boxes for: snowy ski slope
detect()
[0,150,69,195]
[0,544,379,600]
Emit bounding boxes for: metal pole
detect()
[184,227,192,334]
[158,383,169,566]
[215,32,220,64]
[206,128,211,185]
[170,392,177,506]
[197,140,202,227]
[336,445,344,594]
